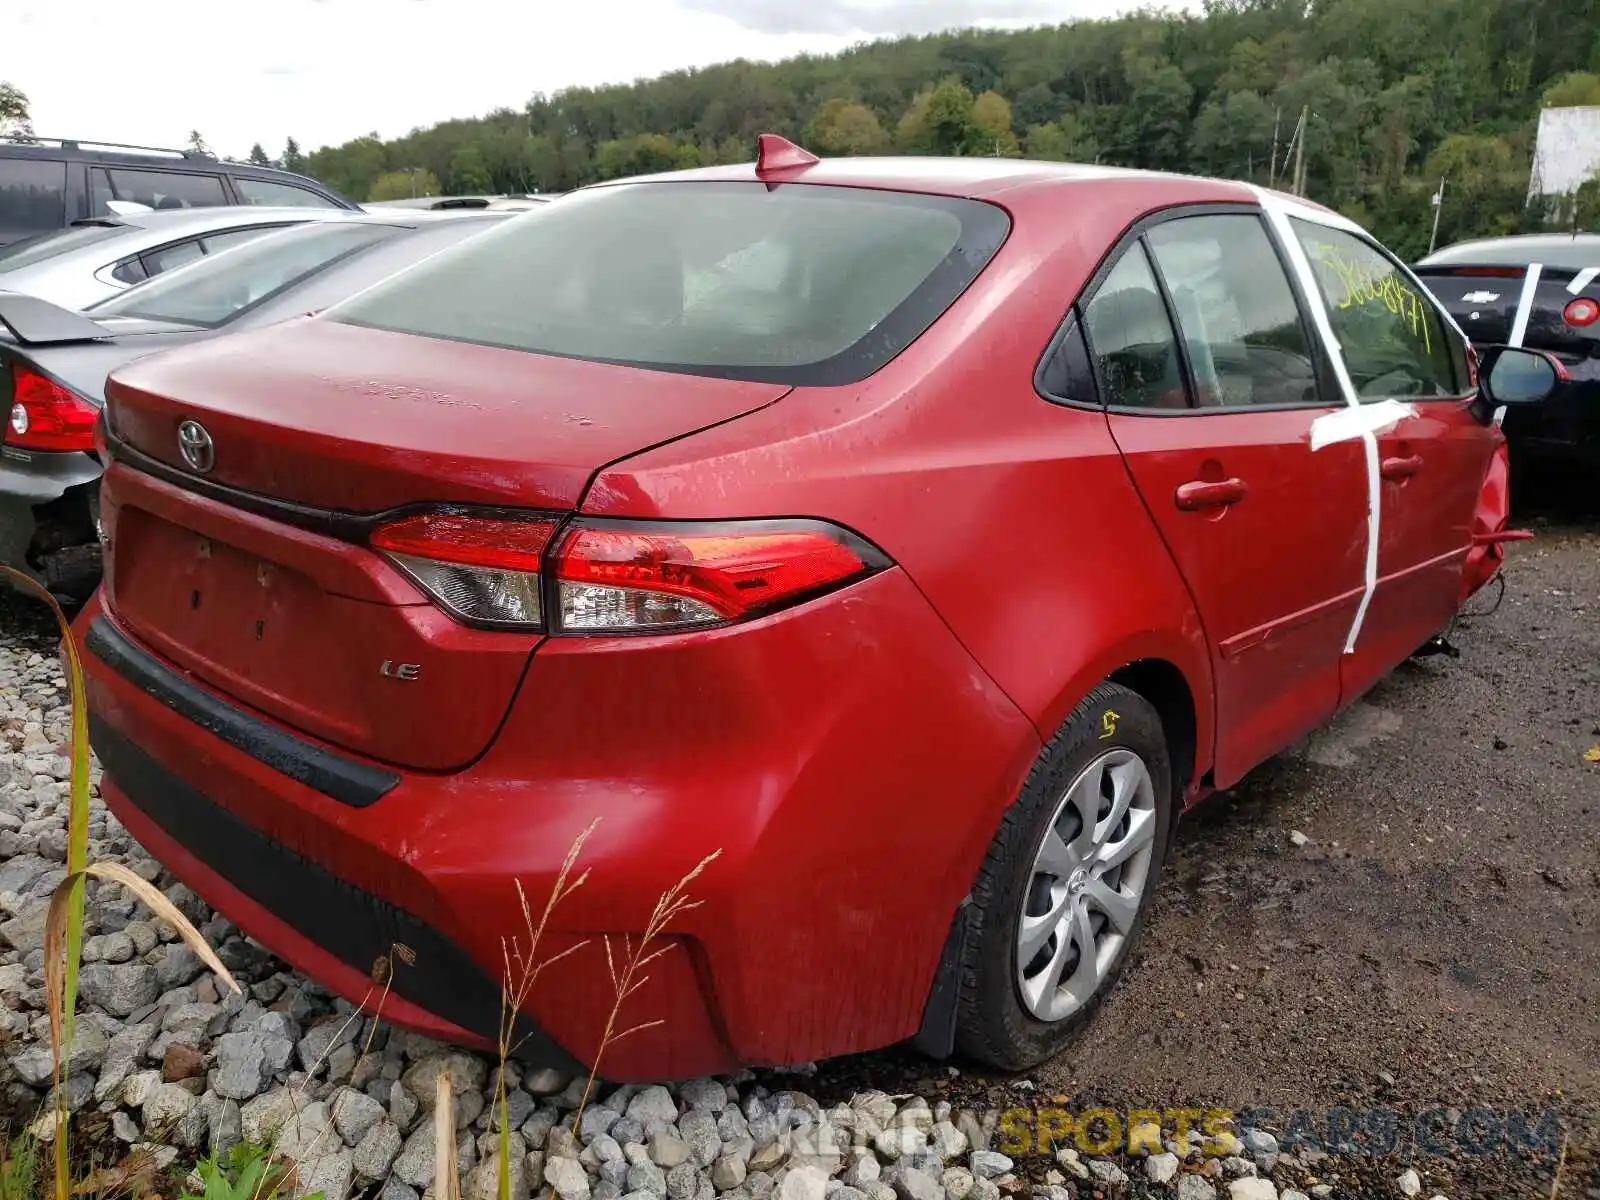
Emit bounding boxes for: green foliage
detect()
[1543,71,1600,107]
[181,1142,318,1200]
[0,1129,39,1200]
[1025,112,1099,162]
[448,145,493,194]
[0,82,32,139]
[276,0,1600,248]
[281,137,305,174]
[247,143,272,167]
[368,169,442,202]
[806,99,889,155]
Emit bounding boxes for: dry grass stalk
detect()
[433,1074,460,1200]
[490,821,599,1200]
[0,567,92,1200]
[574,849,722,1124]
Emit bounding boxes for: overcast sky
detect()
[11,0,1145,159]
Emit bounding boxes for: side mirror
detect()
[1478,345,1567,407]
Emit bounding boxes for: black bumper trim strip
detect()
[89,716,581,1071]
[84,615,399,808]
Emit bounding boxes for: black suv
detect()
[0,136,358,246]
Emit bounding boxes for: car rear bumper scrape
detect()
[90,714,579,1070]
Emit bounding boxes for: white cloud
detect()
[9,0,1139,159]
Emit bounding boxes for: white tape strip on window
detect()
[1509,264,1542,347]
[1250,187,1407,655]
[1567,267,1598,296]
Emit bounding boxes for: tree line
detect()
[284,0,1599,256]
[9,0,1600,258]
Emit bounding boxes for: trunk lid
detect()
[105,318,791,512]
[100,317,791,771]
[1,322,203,406]
[1415,263,1600,358]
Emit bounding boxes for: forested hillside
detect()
[302,0,1600,256]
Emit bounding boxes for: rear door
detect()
[1089,209,1368,787]
[1290,220,1494,702]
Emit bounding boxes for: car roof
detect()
[589,154,1290,206]
[87,206,356,235]
[1419,232,1600,268]
[0,137,353,196]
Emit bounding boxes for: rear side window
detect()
[142,238,205,276]
[1081,245,1189,410]
[0,159,67,237]
[331,181,1011,385]
[91,168,227,215]
[0,222,126,270]
[92,221,397,327]
[1291,220,1460,400]
[234,177,342,208]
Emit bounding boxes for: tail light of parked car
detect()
[369,510,888,634]
[1563,297,1599,328]
[5,365,100,453]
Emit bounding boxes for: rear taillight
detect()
[5,365,99,452]
[368,512,888,634]
[1563,297,1599,328]
[370,511,558,628]
[552,521,884,632]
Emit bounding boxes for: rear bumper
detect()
[80,569,1037,1079]
[0,449,101,580]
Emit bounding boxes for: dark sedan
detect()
[1,209,513,598]
[1415,233,1600,471]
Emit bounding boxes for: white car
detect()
[0,206,353,309]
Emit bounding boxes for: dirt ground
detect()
[811,482,1600,1197]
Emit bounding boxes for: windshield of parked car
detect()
[0,222,131,271]
[328,181,1011,386]
[89,220,401,327]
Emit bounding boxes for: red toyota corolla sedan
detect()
[74,139,1560,1080]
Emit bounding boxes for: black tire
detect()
[954,681,1174,1070]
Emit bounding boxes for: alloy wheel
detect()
[1015,748,1158,1022]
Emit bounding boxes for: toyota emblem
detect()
[177,420,215,474]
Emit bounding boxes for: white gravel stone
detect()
[1397,1169,1423,1197]
[1227,1181,1277,1200]
[968,1153,1011,1181]
[549,1155,595,1200]
[781,1167,830,1200]
[1146,1153,1181,1184]
[1087,1160,1128,1186]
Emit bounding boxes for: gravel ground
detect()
[0,500,1594,1200]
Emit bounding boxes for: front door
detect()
[1288,219,1496,702]
[1090,211,1369,788]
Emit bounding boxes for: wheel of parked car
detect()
[955,682,1174,1069]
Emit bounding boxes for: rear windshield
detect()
[90,221,400,327]
[0,222,129,270]
[330,181,1011,385]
